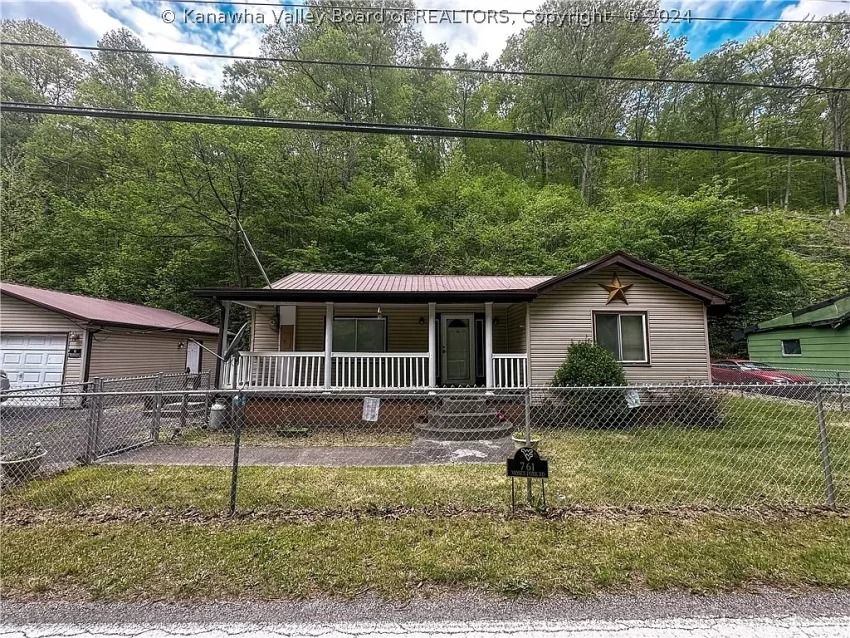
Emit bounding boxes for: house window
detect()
[333,318,386,352]
[781,338,802,356]
[594,312,648,363]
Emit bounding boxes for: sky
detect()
[1,0,848,87]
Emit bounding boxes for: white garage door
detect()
[1,333,67,406]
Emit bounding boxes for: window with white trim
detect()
[781,338,802,356]
[594,313,648,363]
[332,318,386,352]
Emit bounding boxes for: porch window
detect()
[333,317,386,352]
[594,312,648,363]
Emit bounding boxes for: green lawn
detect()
[3,395,849,514]
[3,514,848,600]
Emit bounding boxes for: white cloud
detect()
[6,0,842,88]
[416,1,540,63]
[780,0,849,20]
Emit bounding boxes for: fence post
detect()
[815,388,836,509]
[179,373,189,431]
[229,392,245,516]
[838,372,845,413]
[84,378,103,464]
[524,388,533,505]
[151,372,163,442]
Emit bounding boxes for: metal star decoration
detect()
[599,272,633,305]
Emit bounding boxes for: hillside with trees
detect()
[1,1,848,353]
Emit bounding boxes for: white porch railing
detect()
[333,353,429,389]
[224,351,528,389]
[493,353,528,388]
[234,351,325,389]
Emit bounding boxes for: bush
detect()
[552,341,626,386]
[664,387,726,428]
[548,342,634,429]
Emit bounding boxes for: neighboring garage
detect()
[0,282,219,394]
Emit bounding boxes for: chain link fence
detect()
[1,381,847,514]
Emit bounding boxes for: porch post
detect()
[324,302,334,389]
[428,302,437,388]
[217,301,230,388]
[485,302,494,388]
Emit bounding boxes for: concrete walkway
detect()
[101,437,516,467]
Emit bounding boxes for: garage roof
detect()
[0,282,218,334]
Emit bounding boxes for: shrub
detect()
[664,387,726,428]
[552,341,626,387]
[549,342,634,429]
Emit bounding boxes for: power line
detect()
[5,41,849,93]
[3,101,848,158]
[154,1,850,25]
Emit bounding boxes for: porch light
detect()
[377,305,383,318]
[418,316,425,325]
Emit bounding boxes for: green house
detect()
[742,292,850,380]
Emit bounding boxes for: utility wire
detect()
[5,41,848,93]
[3,102,848,158]
[151,0,850,25]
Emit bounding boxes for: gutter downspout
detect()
[82,326,100,384]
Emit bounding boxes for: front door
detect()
[185,340,201,374]
[441,314,475,386]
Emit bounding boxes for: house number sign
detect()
[507,447,549,479]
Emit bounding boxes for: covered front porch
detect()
[220,301,529,390]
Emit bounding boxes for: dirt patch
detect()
[3,503,847,527]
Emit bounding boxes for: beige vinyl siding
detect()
[0,294,83,384]
[528,267,710,385]
[506,303,527,354]
[284,303,512,353]
[294,304,430,352]
[252,306,280,350]
[88,330,195,379]
[295,305,326,351]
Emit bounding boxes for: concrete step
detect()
[440,398,489,414]
[428,412,501,429]
[414,421,514,441]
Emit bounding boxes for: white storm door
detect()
[185,340,201,374]
[440,314,475,386]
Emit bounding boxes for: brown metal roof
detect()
[271,272,553,293]
[1,282,219,334]
[195,252,728,306]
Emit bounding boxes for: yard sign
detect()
[362,396,381,422]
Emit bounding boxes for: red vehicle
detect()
[711,359,812,385]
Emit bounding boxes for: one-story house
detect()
[0,282,219,393]
[741,292,850,374]
[196,251,728,390]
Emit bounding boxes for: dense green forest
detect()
[1,1,848,353]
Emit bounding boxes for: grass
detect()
[4,394,848,602]
[4,395,848,514]
[3,514,848,600]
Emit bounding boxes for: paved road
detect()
[2,617,848,637]
[3,591,849,636]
